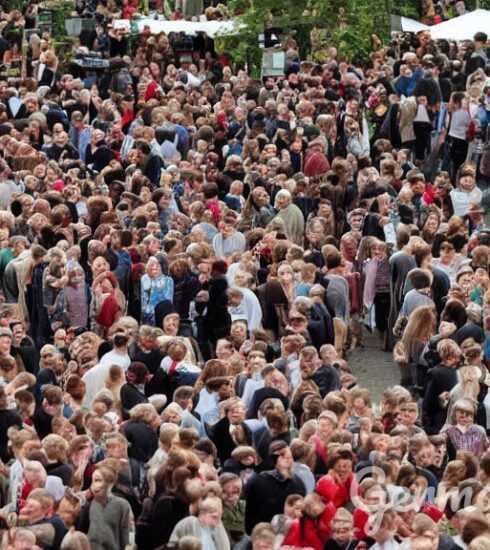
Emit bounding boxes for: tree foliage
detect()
[218,0,391,74]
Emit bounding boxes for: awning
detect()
[130,18,240,37]
[429,9,490,40]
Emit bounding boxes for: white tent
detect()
[132,18,240,37]
[429,9,490,41]
[400,16,429,33]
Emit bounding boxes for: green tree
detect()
[219,0,392,74]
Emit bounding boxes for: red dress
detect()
[283,502,336,550]
[316,473,358,509]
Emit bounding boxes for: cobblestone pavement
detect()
[347,330,399,402]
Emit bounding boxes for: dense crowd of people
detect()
[0,1,489,549]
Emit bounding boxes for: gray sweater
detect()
[87,495,132,550]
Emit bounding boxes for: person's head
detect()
[23,460,47,488]
[284,493,304,518]
[3,527,37,549]
[57,490,82,529]
[250,523,275,550]
[230,320,248,343]
[317,410,338,441]
[161,402,183,425]
[397,400,418,427]
[219,473,242,508]
[269,441,294,474]
[437,338,462,367]
[91,465,117,499]
[474,32,488,49]
[225,398,246,425]
[332,507,354,543]
[452,398,476,427]
[163,313,180,335]
[300,346,320,378]
[105,433,129,460]
[130,403,158,427]
[198,496,222,528]
[19,488,53,524]
[328,449,354,482]
[413,512,442,545]
[42,434,68,464]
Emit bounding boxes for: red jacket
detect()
[316,473,357,509]
[283,502,336,550]
[353,508,369,540]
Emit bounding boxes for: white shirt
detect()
[449,109,471,140]
[371,539,400,550]
[241,375,264,409]
[195,388,219,418]
[99,349,131,370]
[228,287,263,331]
[82,362,112,407]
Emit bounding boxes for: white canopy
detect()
[132,18,239,37]
[400,16,429,33]
[429,9,490,40]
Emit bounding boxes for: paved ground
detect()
[348,330,399,402]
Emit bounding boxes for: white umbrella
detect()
[429,9,490,41]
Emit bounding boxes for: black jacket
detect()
[172,272,200,319]
[414,75,442,107]
[246,387,289,419]
[121,420,158,463]
[0,409,22,462]
[244,470,305,534]
[312,364,341,398]
[136,491,189,548]
[204,276,231,339]
[211,416,252,465]
[120,383,148,419]
[422,364,458,435]
[309,302,335,348]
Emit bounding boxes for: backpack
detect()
[480,125,490,177]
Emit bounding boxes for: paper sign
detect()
[8,97,22,118]
[383,222,396,245]
[113,19,131,32]
[450,189,481,216]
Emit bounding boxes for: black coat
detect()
[246,387,289,419]
[128,343,164,375]
[11,337,40,377]
[244,470,305,534]
[422,364,458,435]
[204,276,231,340]
[136,491,189,548]
[172,272,200,319]
[211,416,252,465]
[432,268,450,316]
[120,383,148,419]
[309,303,335,348]
[121,420,158,463]
[414,76,442,107]
[0,409,22,462]
[312,364,341,398]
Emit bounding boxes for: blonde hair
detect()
[60,531,91,550]
[129,403,157,424]
[470,535,490,550]
[42,434,69,462]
